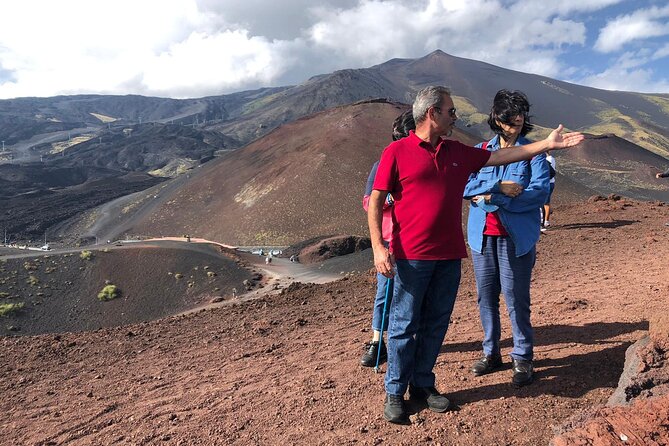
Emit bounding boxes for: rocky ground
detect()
[0,197,668,445]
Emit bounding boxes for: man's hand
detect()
[546,124,585,150]
[500,180,522,197]
[374,246,395,278]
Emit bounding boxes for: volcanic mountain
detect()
[3,50,669,160]
[90,100,483,246]
[67,99,663,247]
[2,50,669,244]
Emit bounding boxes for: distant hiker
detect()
[265,256,271,265]
[359,110,415,369]
[541,151,556,230]
[289,254,296,263]
[369,85,583,424]
[656,167,669,179]
[464,90,550,387]
[232,287,237,298]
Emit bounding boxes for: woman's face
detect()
[496,114,524,140]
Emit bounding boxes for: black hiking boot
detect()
[409,385,451,412]
[471,354,503,376]
[360,341,386,367]
[511,358,534,386]
[383,393,409,424]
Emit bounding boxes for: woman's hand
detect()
[546,124,584,149]
[500,181,522,197]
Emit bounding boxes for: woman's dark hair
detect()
[487,89,534,137]
[392,110,416,141]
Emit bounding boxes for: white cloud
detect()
[653,43,669,60]
[594,4,669,53]
[579,65,669,93]
[0,0,667,98]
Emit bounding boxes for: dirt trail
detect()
[0,198,668,446]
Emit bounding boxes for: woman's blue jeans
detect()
[371,273,392,332]
[471,236,535,362]
[384,259,461,396]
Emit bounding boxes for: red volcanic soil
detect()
[1,198,668,445]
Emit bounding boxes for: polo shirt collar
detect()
[408,130,445,152]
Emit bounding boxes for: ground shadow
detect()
[441,320,648,354]
[442,341,632,407]
[430,320,648,406]
[558,219,638,230]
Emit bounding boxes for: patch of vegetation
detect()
[89,112,117,123]
[0,292,9,298]
[23,261,38,271]
[26,275,39,286]
[451,95,489,126]
[98,284,119,301]
[207,271,217,277]
[174,273,183,279]
[80,250,93,260]
[0,302,24,316]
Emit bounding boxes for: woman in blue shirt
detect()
[463,90,550,386]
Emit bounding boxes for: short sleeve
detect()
[372,145,398,192]
[364,162,379,196]
[461,141,491,173]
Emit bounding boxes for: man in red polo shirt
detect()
[369,85,584,424]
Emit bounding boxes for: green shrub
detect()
[0,302,24,316]
[97,284,119,301]
[80,250,93,260]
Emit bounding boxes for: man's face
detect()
[432,95,458,137]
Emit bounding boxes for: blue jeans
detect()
[384,259,461,396]
[471,236,535,362]
[371,273,392,332]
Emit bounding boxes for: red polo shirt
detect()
[373,131,491,260]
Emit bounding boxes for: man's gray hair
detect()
[413,86,451,124]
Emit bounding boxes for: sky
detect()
[1,0,668,100]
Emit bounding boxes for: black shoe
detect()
[360,341,386,367]
[511,358,534,386]
[383,393,409,424]
[471,354,503,376]
[409,385,451,413]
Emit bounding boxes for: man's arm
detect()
[368,189,394,277]
[485,125,583,167]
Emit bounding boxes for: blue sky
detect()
[0,0,668,99]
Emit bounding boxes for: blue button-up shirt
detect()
[463,135,550,257]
